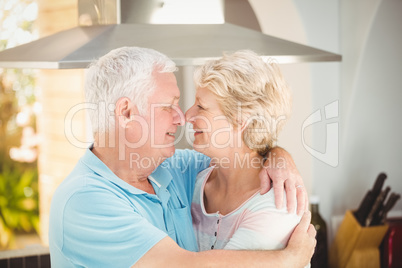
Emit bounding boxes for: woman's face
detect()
[185,87,235,157]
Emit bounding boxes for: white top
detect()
[191,167,310,267]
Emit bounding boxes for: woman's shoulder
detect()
[244,188,295,215]
[192,166,215,203]
[196,166,215,180]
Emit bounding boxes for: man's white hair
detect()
[85,47,177,136]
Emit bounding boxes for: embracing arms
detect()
[133,211,316,268]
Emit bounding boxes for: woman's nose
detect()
[173,106,185,126]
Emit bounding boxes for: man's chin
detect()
[161,146,176,159]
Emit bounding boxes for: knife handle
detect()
[354,190,375,226]
[366,186,390,226]
[379,193,401,225]
[371,172,387,196]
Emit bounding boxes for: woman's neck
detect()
[204,150,264,215]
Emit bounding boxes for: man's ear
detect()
[115,97,139,127]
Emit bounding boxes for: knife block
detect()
[329,210,388,268]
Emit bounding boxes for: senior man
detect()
[49,47,315,267]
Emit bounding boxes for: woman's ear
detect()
[115,97,139,127]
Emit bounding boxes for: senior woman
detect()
[186,50,308,261]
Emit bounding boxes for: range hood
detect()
[0,0,341,69]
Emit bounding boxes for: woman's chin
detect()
[192,142,208,153]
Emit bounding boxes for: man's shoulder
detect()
[58,158,100,188]
[51,159,116,209]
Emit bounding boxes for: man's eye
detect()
[163,105,173,110]
[197,105,204,110]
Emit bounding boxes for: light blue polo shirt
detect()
[49,148,210,268]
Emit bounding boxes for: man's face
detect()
[143,72,184,160]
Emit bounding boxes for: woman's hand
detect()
[258,147,308,215]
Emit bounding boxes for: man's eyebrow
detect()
[169,96,180,104]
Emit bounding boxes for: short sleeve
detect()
[224,191,301,250]
[61,188,167,267]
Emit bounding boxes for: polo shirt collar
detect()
[149,161,173,190]
[80,147,153,195]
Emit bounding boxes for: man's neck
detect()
[91,145,157,194]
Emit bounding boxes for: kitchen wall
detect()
[337,0,402,226]
[250,0,402,242]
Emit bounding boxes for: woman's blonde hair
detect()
[194,50,292,156]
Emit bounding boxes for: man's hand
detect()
[259,147,308,215]
[285,211,317,267]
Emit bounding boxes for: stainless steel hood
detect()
[0,0,341,69]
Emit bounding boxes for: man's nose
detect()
[173,106,185,126]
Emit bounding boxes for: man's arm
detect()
[259,147,308,215]
[133,212,316,268]
[51,187,169,267]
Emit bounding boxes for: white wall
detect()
[339,0,402,219]
[250,0,402,243]
[327,0,402,240]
